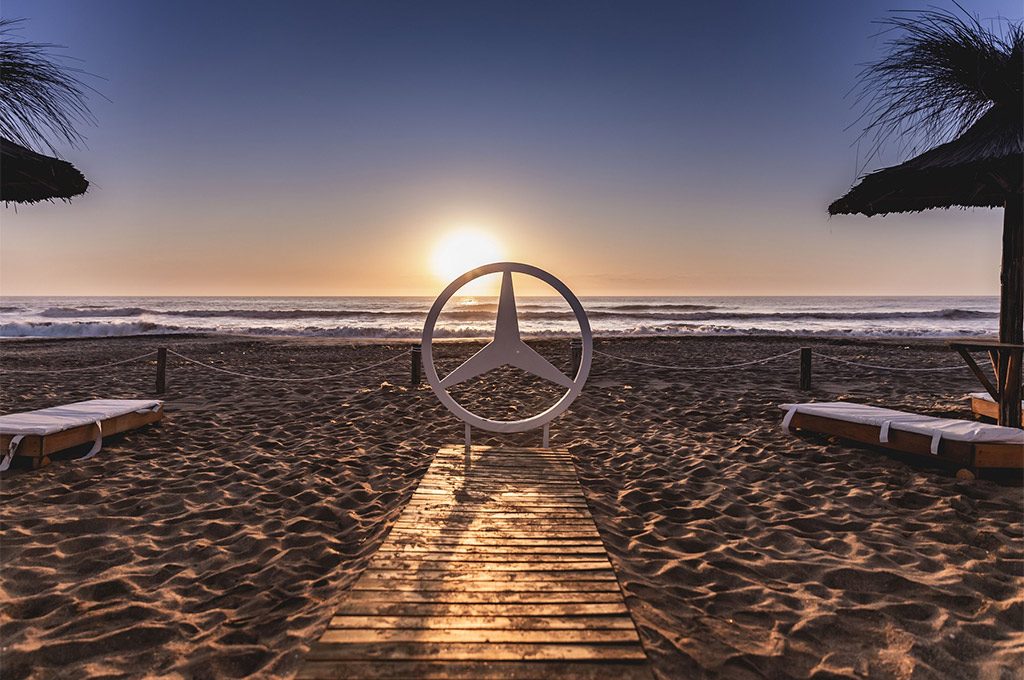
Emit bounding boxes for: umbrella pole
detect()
[998,196,1023,428]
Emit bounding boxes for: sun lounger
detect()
[780,402,1023,472]
[0,399,163,471]
[968,392,1024,421]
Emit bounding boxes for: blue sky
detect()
[1,0,1019,296]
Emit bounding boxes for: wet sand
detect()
[1,335,1021,679]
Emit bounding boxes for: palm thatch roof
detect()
[1,19,95,155]
[830,6,1022,217]
[829,103,1023,216]
[1,136,88,204]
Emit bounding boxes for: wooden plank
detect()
[327,615,637,630]
[319,629,640,644]
[0,432,43,457]
[971,396,999,420]
[376,546,607,556]
[347,580,622,593]
[1001,347,1022,428]
[377,546,607,555]
[403,498,590,507]
[298,445,650,678]
[392,515,597,524]
[423,464,577,471]
[382,536,605,547]
[350,589,622,602]
[304,642,648,662]
[435,444,573,453]
[416,480,582,489]
[296,660,652,679]
[366,553,609,564]
[332,603,631,618]
[402,497,586,504]
[384,531,603,540]
[414,488,584,497]
[410,490,582,498]
[389,523,599,532]
[357,560,613,572]
[425,465,578,475]
[391,519,595,527]
[345,591,625,604]
[974,443,1024,469]
[413,485,582,494]
[421,474,579,483]
[396,507,593,516]
[405,499,590,507]
[428,456,576,465]
[393,511,593,520]
[358,570,619,583]
[382,533,605,542]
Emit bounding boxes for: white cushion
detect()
[780,401,1024,454]
[969,392,1024,407]
[0,399,162,436]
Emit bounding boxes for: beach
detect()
[1,335,1021,679]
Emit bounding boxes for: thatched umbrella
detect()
[830,7,1023,427]
[0,18,94,204]
[1,136,88,203]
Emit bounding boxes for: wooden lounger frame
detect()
[970,396,999,421]
[786,411,1022,472]
[969,395,1024,422]
[0,405,164,469]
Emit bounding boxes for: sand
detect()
[1,335,1021,680]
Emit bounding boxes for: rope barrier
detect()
[812,352,967,372]
[0,343,969,385]
[593,347,802,371]
[2,351,157,374]
[165,348,410,382]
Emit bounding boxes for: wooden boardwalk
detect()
[297,445,652,679]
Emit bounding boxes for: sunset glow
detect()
[430,229,503,293]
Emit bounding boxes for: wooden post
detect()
[411,343,422,386]
[799,347,811,391]
[156,347,167,394]
[1001,196,1024,346]
[571,339,582,377]
[999,196,1022,427]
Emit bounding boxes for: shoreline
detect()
[1,335,1020,679]
[0,329,997,346]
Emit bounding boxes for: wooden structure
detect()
[297,445,652,679]
[799,347,812,391]
[829,29,1023,427]
[971,394,1000,421]
[0,401,163,470]
[782,403,1024,475]
[968,391,1024,421]
[950,341,1023,427]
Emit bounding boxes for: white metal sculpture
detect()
[421,262,592,449]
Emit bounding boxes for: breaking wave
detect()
[1,321,182,337]
[25,305,997,323]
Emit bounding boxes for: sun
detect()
[431,229,503,288]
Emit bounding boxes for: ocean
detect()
[0,295,1000,339]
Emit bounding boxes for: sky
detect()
[1,0,1019,297]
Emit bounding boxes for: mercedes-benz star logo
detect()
[422,262,592,434]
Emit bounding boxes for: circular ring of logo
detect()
[421,262,592,433]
